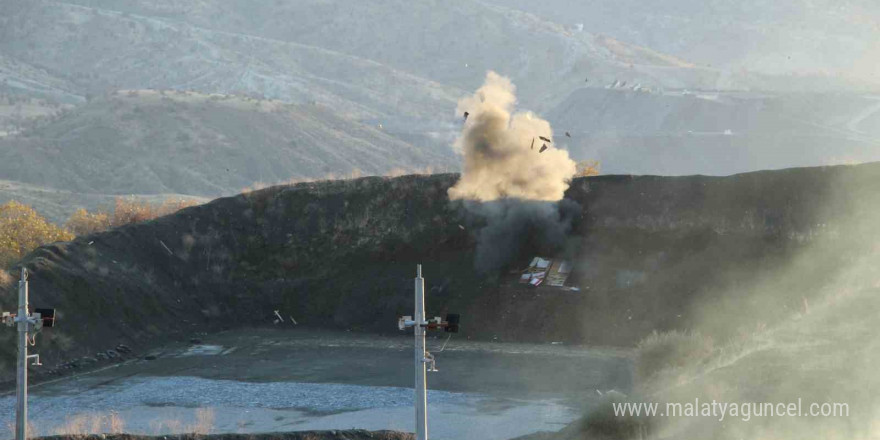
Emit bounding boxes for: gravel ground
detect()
[0,329,630,440]
[38,432,414,440]
[0,377,574,440]
[9,376,472,416]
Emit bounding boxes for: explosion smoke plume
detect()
[448,71,577,202]
[449,72,580,272]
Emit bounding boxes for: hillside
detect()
[546,89,880,175]
[0,90,457,197]
[2,162,878,383]
[481,0,880,91]
[0,0,726,120]
[532,170,880,439]
[0,179,207,225]
[3,0,877,186]
[0,0,462,122]
[0,54,83,104]
[0,93,76,139]
[123,0,720,104]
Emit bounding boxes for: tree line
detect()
[0,198,198,268]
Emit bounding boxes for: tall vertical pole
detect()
[16,268,28,440]
[414,265,427,440]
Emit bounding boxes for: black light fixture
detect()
[444,313,460,333]
[34,308,55,328]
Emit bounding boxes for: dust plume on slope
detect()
[589,166,880,440]
[448,71,576,202]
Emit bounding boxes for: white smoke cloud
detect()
[449,72,582,273]
[448,71,577,202]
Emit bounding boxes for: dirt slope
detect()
[2,162,878,383]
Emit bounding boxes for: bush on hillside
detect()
[110,197,199,228]
[110,197,159,227]
[0,197,201,269]
[154,198,200,218]
[0,201,74,268]
[65,198,200,237]
[575,160,601,177]
[65,208,111,236]
[0,270,12,290]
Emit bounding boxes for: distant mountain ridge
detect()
[0,54,83,103]
[1,0,879,214]
[481,0,880,90]
[0,90,456,198]
[545,89,880,175]
[0,0,730,117]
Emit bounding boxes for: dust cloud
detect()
[448,72,580,273]
[618,167,880,440]
[448,71,576,202]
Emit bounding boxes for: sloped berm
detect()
[3,163,879,382]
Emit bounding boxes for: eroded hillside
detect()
[2,162,877,383]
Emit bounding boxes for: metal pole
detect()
[15,268,28,440]
[414,265,427,440]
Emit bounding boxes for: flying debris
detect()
[539,144,549,153]
[449,71,577,202]
[565,132,571,138]
[463,111,469,121]
[159,240,173,256]
[538,136,551,143]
